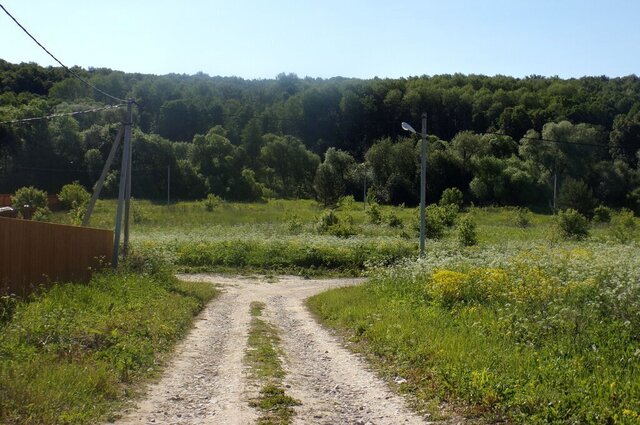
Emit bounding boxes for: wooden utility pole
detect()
[112,100,133,267]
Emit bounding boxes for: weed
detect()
[556,208,589,240]
[0,269,218,424]
[309,242,640,423]
[456,215,478,247]
[245,301,300,424]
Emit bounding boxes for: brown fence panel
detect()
[0,217,113,297]
[0,195,11,207]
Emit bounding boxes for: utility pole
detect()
[112,100,133,268]
[363,164,367,211]
[167,165,171,207]
[401,112,428,258]
[553,167,557,213]
[419,113,427,257]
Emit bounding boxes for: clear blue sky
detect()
[1,0,639,80]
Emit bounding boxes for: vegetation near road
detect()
[2,197,639,423]
[0,260,218,424]
[246,302,301,425]
[308,241,640,423]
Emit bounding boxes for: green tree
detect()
[557,177,596,216]
[259,135,320,198]
[610,111,640,167]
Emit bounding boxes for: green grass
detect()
[50,199,639,276]
[0,268,218,424]
[245,301,300,424]
[308,242,640,424]
[250,384,301,425]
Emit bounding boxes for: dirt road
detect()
[115,275,437,424]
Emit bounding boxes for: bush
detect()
[32,207,52,222]
[610,208,637,242]
[316,210,339,234]
[556,209,590,240]
[513,207,532,228]
[415,205,446,240]
[592,205,612,224]
[438,203,459,227]
[203,193,222,212]
[439,187,464,209]
[386,211,404,228]
[57,182,90,210]
[326,222,358,238]
[337,195,356,211]
[366,203,383,225]
[11,186,47,211]
[457,215,478,246]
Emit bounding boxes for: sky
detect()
[1,0,639,80]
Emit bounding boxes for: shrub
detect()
[57,182,90,210]
[203,193,222,211]
[592,205,612,224]
[610,208,637,242]
[316,210,339,234]
[438,203,459,227]
[326,222,357,238]
[415,205,446,239]
[556,209,590,240]
[439,187,464,209]
[337,195,356,211]
[285,213,303,233]
[513,207,532,228]
[32,207,52,222]
[457,215,478,246]
[366,203,383,225]
[11,186,47,210]
[386,211,404,228]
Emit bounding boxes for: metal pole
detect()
[123,101,133,257]
[167,165,171,207]
[363,165,367,211]
[112,101,133,268]
[82,126,123,227]
[553,167,557,214]
[420,112,427,258]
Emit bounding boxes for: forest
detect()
[1,59,640,213]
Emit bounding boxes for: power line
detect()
[483,131,609,149]
[0,104,126,126]
[0,3,128,104]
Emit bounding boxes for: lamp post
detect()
[401,112,427,257]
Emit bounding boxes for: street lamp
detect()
[401,112,427,257]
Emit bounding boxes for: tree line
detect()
[1,60,639,213]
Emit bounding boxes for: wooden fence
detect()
[0,217,113,297]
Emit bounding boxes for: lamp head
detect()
[401,122,417,134]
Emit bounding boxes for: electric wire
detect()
[0,104,126,126]
[483,131,609,149]
[0,3,128,104]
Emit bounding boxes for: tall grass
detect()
[0,264,218,424]
[308,242,640,423]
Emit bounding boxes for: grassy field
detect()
[41,198,640,423]
[308,239,640,423]
[50,198,637,275]
[53,199,419,275]
[0,261,218,424]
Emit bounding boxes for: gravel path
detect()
[114,275,445,424]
